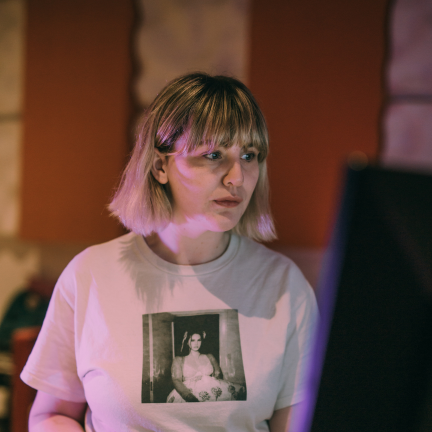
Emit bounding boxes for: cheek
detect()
[170,165,213,200]
[169,176,220,219]
[245,165,260,195]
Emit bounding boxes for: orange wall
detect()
[250,0,388,247]
[20,0,133,243]
[20,0,388,247]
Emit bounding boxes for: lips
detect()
[214,196,243,208]
[214,200,241,208]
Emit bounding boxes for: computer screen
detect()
[293,166,432,432]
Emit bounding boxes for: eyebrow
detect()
[197,141,258,152]
[243,144,258,151]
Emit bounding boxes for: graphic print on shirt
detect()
[142,309,247,403]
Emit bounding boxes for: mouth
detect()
[214,196,243,208]
[214,201,241,208]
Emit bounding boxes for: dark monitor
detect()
[293,166,432,432]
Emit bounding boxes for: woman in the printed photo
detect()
[167,329,246,403]
[22,72,318,432]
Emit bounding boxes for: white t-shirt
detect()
[21,233,317,432]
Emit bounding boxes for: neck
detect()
[145,223,230,265]
[189,350,201,358]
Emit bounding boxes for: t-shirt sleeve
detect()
[274,265,319,411]
[20,263,86,403]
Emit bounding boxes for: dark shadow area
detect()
[296,166,432,432]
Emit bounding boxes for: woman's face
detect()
[188,333,202,352]
[161,134,260,234]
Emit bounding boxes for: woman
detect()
[167,330,246,403]
[22,73,317,432]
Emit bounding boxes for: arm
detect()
[29,390,86,432]
[206,354,223,379]
[171,357,199,402]
[269,406,292,432]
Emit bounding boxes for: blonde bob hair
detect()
[109,72,276,242]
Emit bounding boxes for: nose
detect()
[223,160,244,188]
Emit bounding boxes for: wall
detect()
[1,0,392,289]
[249,0,388,248]
[18,0,390,249]
[219,309,246,385]
[382,0,432,171]
[135,0,250,107]
[19,0,134,243]
[0,0,41,323]
[0,0,25,236]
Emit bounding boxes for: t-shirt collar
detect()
[133,233,240,276]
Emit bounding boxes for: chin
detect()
[209,222,238,233]
[208,214,242,233]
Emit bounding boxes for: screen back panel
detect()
[300,167,432,432]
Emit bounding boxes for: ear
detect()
[151,149,169,184]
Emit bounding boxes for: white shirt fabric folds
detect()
[21,232,318,432]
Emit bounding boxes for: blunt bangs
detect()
[109,72,276,242]
[155,75,269,161]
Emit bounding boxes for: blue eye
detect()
[241,153,256,162]
[204,151,222,160]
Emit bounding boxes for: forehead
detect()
[190,333,201,339]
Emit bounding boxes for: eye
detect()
[241,152,257,162]
[204,151,222,161]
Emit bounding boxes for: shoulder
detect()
[236,235,299,272]
[205,354,218,365]
[55,232,139,297]
[236,235,313,299]
[59,232,143,284]
[67,232,138,271]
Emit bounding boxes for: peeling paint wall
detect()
[382,0,432,171]
[0,0,33,318]
[135,0,250,107]
[0,0,25,236]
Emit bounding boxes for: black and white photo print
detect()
[141,309,247,403]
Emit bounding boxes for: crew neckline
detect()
[133,233,240,276]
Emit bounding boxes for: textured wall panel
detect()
[135,0,250,106]
[0,121,21,235]
[388,0,432,94]
[0,0,25,236]
[0,0,25,116]
[383,103,432,172]
[382,0,432,172]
